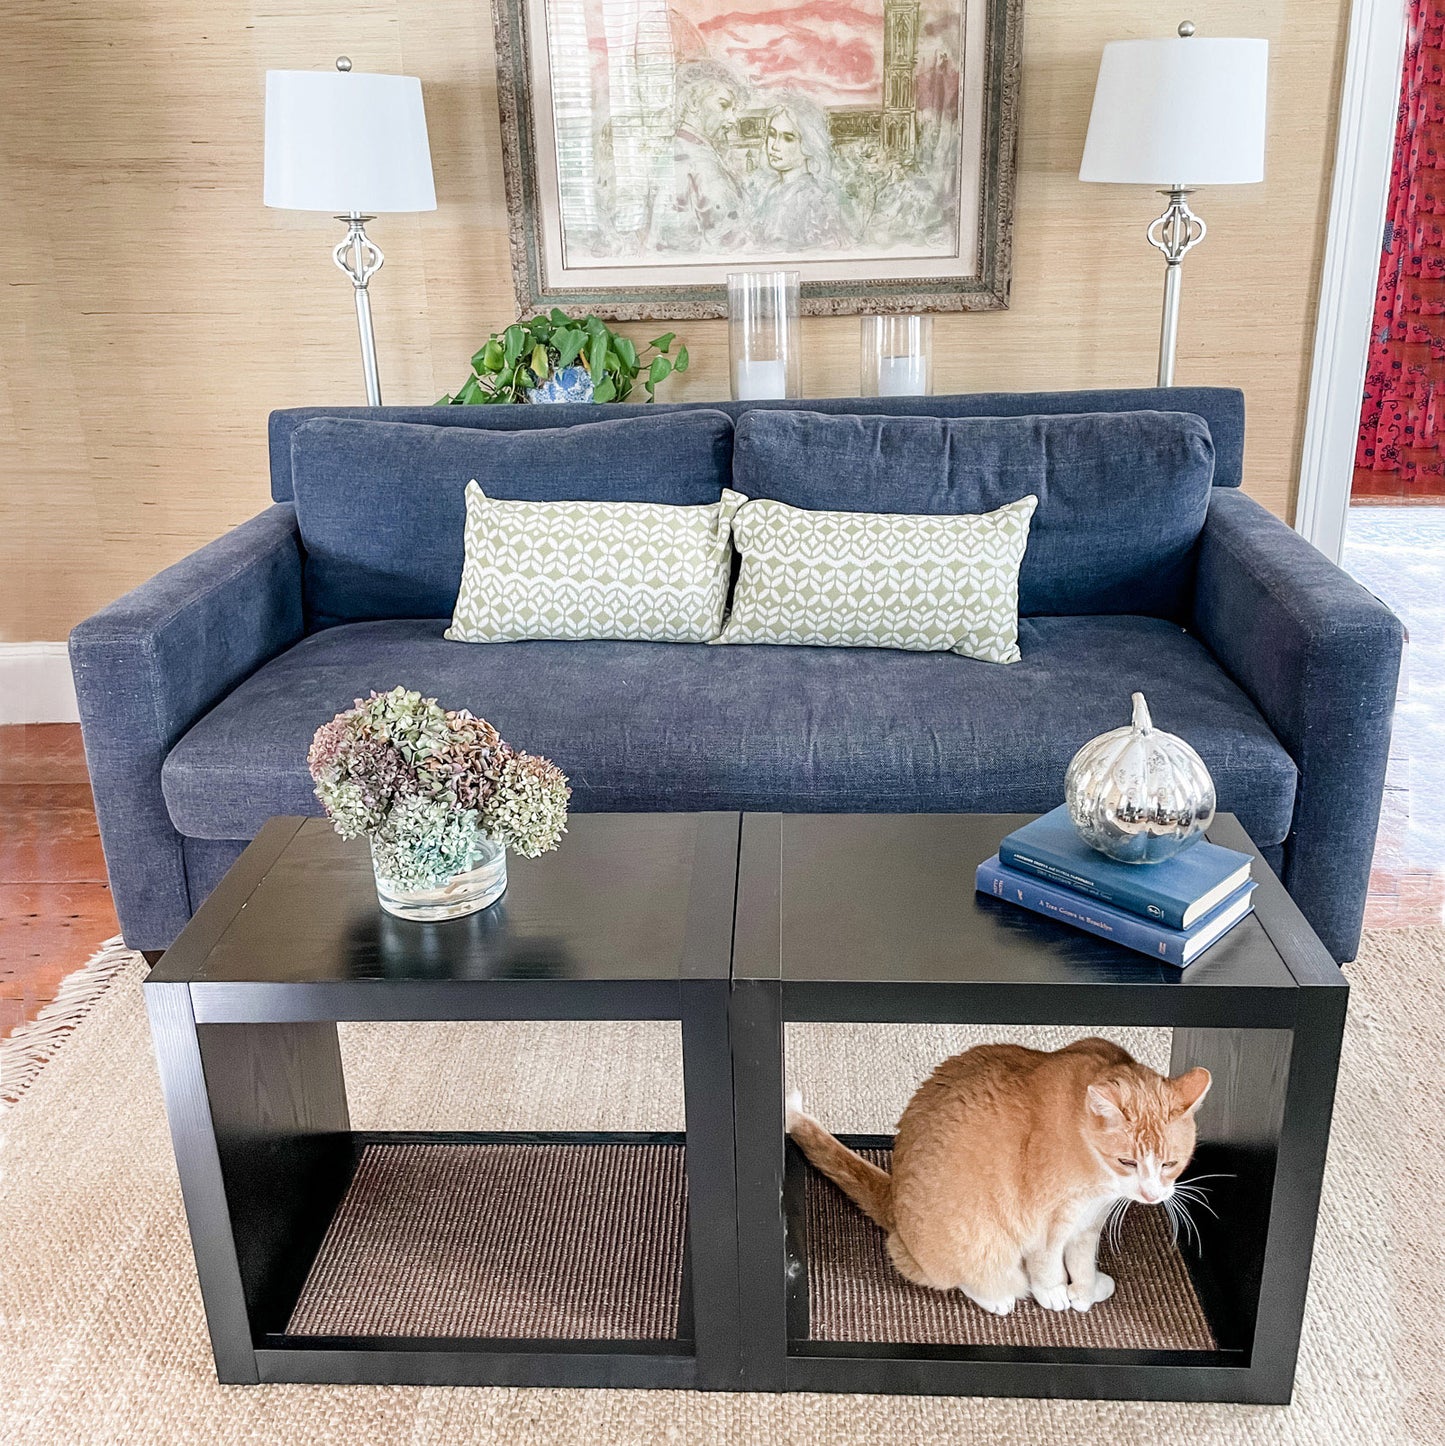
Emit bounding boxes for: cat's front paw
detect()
[1031,1281,1071,1312]
[1070,1272,1115,1311]
[967,1293,1016,1317]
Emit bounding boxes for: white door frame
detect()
[1295,0,1409,564]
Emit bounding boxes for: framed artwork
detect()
[493,0,1024,319]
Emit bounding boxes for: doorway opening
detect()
[1344,0,1445,929]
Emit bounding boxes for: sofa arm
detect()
[1192,488,1403,961]
[70,504,305,951]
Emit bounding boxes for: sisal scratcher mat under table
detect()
[805,1149,1217,1350]
[287,1141,687,1340]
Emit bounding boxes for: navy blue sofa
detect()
[70,388,1403,963]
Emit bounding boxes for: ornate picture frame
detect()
[492,0,1024,320]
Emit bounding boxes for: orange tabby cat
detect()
[787,1038,1210,1316]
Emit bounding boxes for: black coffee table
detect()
[147,809,1346,1403]
[730,813,1347,1404]
[144,812,741,1389]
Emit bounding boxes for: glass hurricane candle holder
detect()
[861,314,933,397]
[728,271,801,400]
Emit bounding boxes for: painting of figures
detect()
[494,0,1021,316]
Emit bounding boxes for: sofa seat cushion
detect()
[732,409,1216,620]
[161,617,1298,849]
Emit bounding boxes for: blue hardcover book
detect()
[999,805,1252,931]
[976,855,1257,968]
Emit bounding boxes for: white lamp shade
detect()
[1079,37,1268,187]
[264,69,437,213]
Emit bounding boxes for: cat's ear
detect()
[1169,1067,1212,1119]
[1086,1082,1125,1125]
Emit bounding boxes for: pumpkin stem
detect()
[1130,692,1153,734]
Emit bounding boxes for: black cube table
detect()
[730,813,1348,1405]
[144,812,741,1390]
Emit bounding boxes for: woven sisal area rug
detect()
[1,928,1440,1445]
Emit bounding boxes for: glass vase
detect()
[370,830,508,921]
[728,271,801,400]
[861,314,933,397]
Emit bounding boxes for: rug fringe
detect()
[0,935,141,1106]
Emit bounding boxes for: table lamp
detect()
[1080,23,1268,386]
[264,59,437,405]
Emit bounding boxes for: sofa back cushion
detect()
[269,389,1247,498]
[290,411,735,627]
[731,409,1215,618]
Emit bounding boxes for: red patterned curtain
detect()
[1355,0,1445,501]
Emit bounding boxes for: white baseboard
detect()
[0,643,80,724]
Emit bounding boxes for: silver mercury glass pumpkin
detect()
[1065,692,1216,864]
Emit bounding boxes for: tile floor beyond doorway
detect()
[1342,505,1445,931]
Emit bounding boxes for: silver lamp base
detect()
[333,212,385,405]
[1146,188,1207,388]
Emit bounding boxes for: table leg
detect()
[1171,995,1344,1402]
[145,981,351,1381]
[681,977,742,1388]
[1242,989,1347,1402]
[730,977,788,1391]
[145,981,256,1383]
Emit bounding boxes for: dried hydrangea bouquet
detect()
[308,687,570,920]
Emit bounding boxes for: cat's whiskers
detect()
[1164,1194,1202,1252]
[1180,1199,1198,1249]
[1172,1174,1224,1222]
[1171,1183,1220,1220]
[1183,1199,1203,1251]
[1104,1197,1131,1254]
[1162,1195,1181,1246]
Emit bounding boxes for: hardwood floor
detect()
[1367,749,1445,930]
[0,716,1440,1044]
[0,724,119,1040]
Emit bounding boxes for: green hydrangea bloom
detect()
[309,688,571,887]
[370,795,482,891]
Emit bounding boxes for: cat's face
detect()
[1085,1067,1212,1205]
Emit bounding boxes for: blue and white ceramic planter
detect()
[527,365,595,404]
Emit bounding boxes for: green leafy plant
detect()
[440,310,689,405]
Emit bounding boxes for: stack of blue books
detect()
[976,805,1257,968]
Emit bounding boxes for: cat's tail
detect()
[785,1089,895,1231]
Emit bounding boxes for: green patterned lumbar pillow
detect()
[715,494,1038,663]
[446,482,744,643]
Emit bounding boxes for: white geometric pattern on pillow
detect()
[715,494,1038,663]
[446,482,744,644]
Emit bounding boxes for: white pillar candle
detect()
[735,358,788,400]
[877,353,928,397]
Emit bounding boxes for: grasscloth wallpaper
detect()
[1,0,1347,642]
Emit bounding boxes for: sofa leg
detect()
[141,950,165,966]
